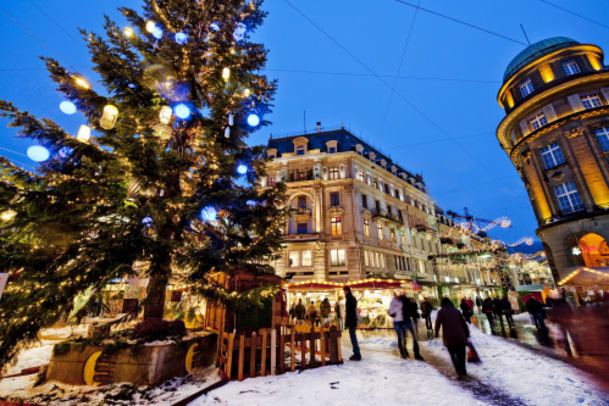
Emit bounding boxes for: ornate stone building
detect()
[263,128,440,288]
[496,37,609,283]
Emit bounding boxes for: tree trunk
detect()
[144,257,171,320]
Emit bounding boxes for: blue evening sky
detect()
[1,0,608,244]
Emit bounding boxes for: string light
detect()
[72,75,90,90]
[221,67,230,82]
[0,209,16,222]
[123,27,134,38]
[145,21,157,33]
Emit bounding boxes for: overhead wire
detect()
[281,0,505,180]
[538,0,609,30]
[379,0,421,136]
[394,0,527,46]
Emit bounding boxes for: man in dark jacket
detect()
[435,297,470,377]
[492,296,504,328]
[400,295,423,360]
[420,298,433,338]
[344,286,361,361]
[475,296,483,313]
[294,299,306,321]
[482,297,494,328]
[500,296,514,329]
[460,298,472,323]
[526,296,547,334]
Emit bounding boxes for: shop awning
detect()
[287,278,420,290]
[558,267,609,286]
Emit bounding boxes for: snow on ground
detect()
[189,334,485,406]
[423,324,609,406]
[0,339,57,397]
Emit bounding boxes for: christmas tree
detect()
[0,0,287,368]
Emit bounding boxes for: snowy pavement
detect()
[190,325,609,406]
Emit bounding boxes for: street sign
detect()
[0,273,8,301]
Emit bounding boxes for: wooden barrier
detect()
[216,322,342,381]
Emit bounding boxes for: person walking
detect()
[294,299,306,321]
[388,292,408,358]
[482,297,494,328]
[400,295,423,360]
[526,296,547,334]
[420,297,434,338]
[334,300,343,331]
[492,296,504,329]
[435,297,470,377]
[475,296,483,313]
[320,298,331,324]
[500,296,514,329]
[344,286,361,361]
[460,298,472,323]
[307,300,318,325]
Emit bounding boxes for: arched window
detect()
[578,233,609,267]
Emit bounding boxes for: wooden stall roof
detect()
[558,267,609,286]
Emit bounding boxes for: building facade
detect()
[264,128,505,301]
[496,37,609,283]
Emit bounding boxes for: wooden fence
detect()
[216,322,342,381]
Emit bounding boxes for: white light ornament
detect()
[159,106,172,124]
[221,67,230,82]
[77,125,91,142]
[224,127,230,138]
[100,104,119,130]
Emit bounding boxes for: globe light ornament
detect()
[246,200,256,207]
[142,216,153,225]
[152,27,163,39]
[145,21,157,33]
[246,112,260,127]
[59,101,76,115]
[123,26,134,38]
[175,32,188,45]
[27,145,50,162]
[210,22,220,32]
[233,23,246,41]
[173,103,191,119]
[200,206,217,222]
[237,164,248,175]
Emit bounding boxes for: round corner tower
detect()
[496,37,609,284]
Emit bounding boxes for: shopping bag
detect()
[467,341,481,363]
[471,315,478,327]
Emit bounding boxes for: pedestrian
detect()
[465,297,474,314]
[420,297,434,338]
[294,299,306,321]
[460,298,472,323]
[435,297,470,377]
[344,286,361,361]
[409,297,420,334]
[475,296,483,313]
[482,297,494,328]
[388,292,408,358]
[525,296,547,334]
[400,295,423,360]
[500,296,514,329]
[307,300,318,325]
[334,300,343,331]
[320,298,331,324]
[492,296,504,328]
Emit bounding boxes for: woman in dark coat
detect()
[435,297,470,377]
[344,286,361,361]
[460,298,472,323]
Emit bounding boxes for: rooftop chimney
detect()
[316,121,321,132]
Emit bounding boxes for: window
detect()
[554,181,584,214]
[330,249,346,266]
[357,169,365,182]
[377,223,384,240]
[595,127,609,151]
[540,143,566,169]
[372,178,378,189]
[581,94,602,109]
[401,232,407,246]
[378,180,384,192]
[562,60,580,76]
[297,223,308,234]
[361,193,368,209]
[295,145,306,155]
[328,146,337,154]
[418,259,425,274]
[329,167,340,180]
[390,228,396,242]
[530,112,547,130]
[519,79,534,97]
[288,251,299,267]
[301,250,312,267]
[331,217,342,235]
[330,191,340,207]
[364,250,370,267]
[297,196,307,211]
[375,200,381,214]
[363,219,370,237]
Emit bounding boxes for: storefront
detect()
[558,266,609,306]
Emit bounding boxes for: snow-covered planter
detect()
[45,330,216,386]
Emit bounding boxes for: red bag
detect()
[467,341,481,363]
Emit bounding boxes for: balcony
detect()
[372,210,404,226]
[284,232,320,242]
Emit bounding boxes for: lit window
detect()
[297,223,308,234]
[401,232,407,246]
[330,249,346,266]
[377,223,384,240]
[289,251,299,267]
[329,167,340,180]
[594,127,609,151]
[302,250,312,267]
[390,228,396,242]
[519,79,534,97]
[540,143,566,169]
[529,112,547,130]
[331,217,342,235]
[330,191,340,206]
[581,94,602,109]
[363,219,370,237]
[373,178,378,189]
[380,254,385,268]
[554,181,584,214]
[562,60,580,76]
[364,250,370,267]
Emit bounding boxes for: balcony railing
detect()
[283,233,320,242]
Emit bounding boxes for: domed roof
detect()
[503,37,580,82]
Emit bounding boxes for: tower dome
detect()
[503,36,580,83]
